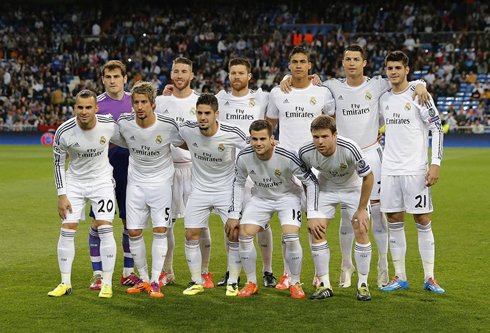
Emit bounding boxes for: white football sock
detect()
[355,242,372,288]
[417,222,435,282]
[339,207,355,269]
[151,233,168,283]
[58,228,76,286]
[163,224,175,273]
[311,240,330,287]
[371,202,389,270]
[185,239,202,284]
[281,234,289,275]
[239,236,257,284]
[200,227,211,272]
[257,225,273,273]
[389,222,407,281]
[228,242,241,285]
[284,233,302,285]
[98,225,116,287]
[129,234,149,282]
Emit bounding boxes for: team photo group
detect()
[48,44,445,301]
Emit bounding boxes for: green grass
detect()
[0,145,489,332]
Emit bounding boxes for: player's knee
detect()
[413,213,430,225]
[153,227,167,234]
[128,229,143,238]
[185,228,201,241]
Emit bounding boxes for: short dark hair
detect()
[102,60,127,76]
[76,89,97,101]
[173,57,193,70]
[229,57,252,73]
[344,44,366,60]
[289,45,310,61]
[249,119,273,136]
[385,51,409,67]
[196,93,219,112]
[310,115,337,134]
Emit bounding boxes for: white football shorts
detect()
[316,189,363,221]
[240,194,303,229]
[171,163,192,219]
[63,178,115,223]
[380,174,433,214]
[126,183,173,229]
[363,143,383,201]
[184,190,232,228]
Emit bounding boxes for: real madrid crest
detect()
[340,162,347,170]
[310,97,317,105]
[249,98,255,107]
[365,91,372,100]
[156,135,163,144]
[190,107,196,116]
[404,103,411,111]
[100,136,106,145]
[274,169,282,177]
[218,144,225,152]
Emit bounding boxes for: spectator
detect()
[471,119,485,133]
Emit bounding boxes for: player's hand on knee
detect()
[425,165,440,187]
[352,210,369,234]
[225,218,240,240]
[307,218,326,240]
[280,75,292,93]
[58,195,72,220]
[162,84,174,96]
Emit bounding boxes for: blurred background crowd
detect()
[0,0,489,133]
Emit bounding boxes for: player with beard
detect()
[154,58,215,289]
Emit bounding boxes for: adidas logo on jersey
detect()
[249,170,256,175]
[192,142,198,147]
[73,142,80,147]
[129,136,136,141]
[385,105,389,110]
[283,99,289,103]
[338,95,344,100]
[225,101,230,105]
[162,109,169,114]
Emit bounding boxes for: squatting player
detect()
[299,115,374,301]
[49,90,119,298]
[229,120,321,299]
[179,94,247,296]
[379,51,445,293]
[115,82,184,298]
[282,44,429,289]
[266,45,334,289]
[89,60,136,290]
[216,57,275,288]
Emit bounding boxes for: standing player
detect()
[215,57,275,288]
[179,94,247,296]
[379,51,445,293]
[49,90,118,298]
[281,44,429,289]
[229,120,321,299]
[266,45,335,289]
[116,82,184,298]
[299,115,374,301]
[89,60,136,290]
[155,57,215,289]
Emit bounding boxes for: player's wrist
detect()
[228,212,240,220]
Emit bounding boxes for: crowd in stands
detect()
[0,1,489,133]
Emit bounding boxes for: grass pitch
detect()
[0,145,488,332]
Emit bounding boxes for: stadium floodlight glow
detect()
[143,33,146,37]
[128,58,132,62]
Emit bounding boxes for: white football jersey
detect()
[322,77,426,149]
[380,84,443,176]
[298,135,371,192]
[155,91,200,165]
[116,113,184,185]
[179,120,248,193]
[322,76,389,149]
[216,88,268,133]
[267,82,335,152]
[229,146,320,218]
[53,114,116,195]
